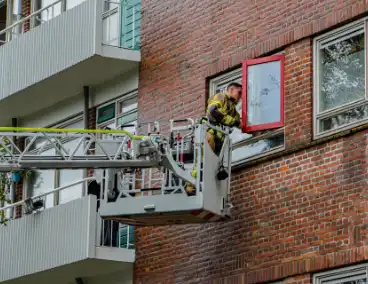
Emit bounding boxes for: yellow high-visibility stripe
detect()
[0,127,145,140]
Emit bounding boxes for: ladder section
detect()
[0,127,157,171]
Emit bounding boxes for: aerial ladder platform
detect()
[0,118,233,226]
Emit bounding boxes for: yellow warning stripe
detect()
[0,127,145,140]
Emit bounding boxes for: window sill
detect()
[233,119,368,172]
[232,128,284,148]
[314,117,368,140]
[231,128,285,170]
[231,145,285,170]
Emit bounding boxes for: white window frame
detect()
[96,90,138,130]
[313,263,368,283]
[313,17,368,139]
[209,67,285,166]
[24,115,85,206]
[96,92,138,244]
[102,0,123,47]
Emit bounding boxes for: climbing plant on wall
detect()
[0,172,11,225]
[0,170,34,225]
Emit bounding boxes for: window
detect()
[313,263,368,284]
[96,91,138,132]
[26,116,85,208]
[96,92,138,248]
[121,0,141,49]
[33,0,86,24]
[209,56,285,166]
[0,2,6,45]
[314,19,368,138]
[103,0,141,49]
[242,55,284,132]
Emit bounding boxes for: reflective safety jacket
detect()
[206,92,241,128]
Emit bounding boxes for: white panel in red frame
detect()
[241,55,285,133]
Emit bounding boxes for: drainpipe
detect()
[83,86,90,196]
[13,0,22,35]
[6,0,12,41]
[84,86,89,129]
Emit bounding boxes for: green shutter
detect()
[121,0,141,49]
[97,103,115,124]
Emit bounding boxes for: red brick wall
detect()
[87,106,97,177]
[22,0,31,32]
[14,138,25,218]
[135,0,368,283]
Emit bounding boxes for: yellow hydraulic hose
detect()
[0,127,145,140]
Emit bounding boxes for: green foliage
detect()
[0,170,34,226]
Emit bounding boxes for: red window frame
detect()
[241,54,285,133]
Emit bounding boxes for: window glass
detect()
[314,22,368,136]
[209,66,285,165]
[103,11,120,46]
[117,111,137,126]
[246,60,281,126]
[28,118,84,206]
[0,4,6,45]
[319,32,365,112]
[231,133,284,163]
[40,0,61,22]
[58,138,84,204]
[121,0,141,49]
[119,97,138,114]
[58,119,84,204]
[314,264,368,284]
[29,148,56,209]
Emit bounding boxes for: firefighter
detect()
[185,82,243,195]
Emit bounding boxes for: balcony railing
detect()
[0,0,140,50]
[0,177,135,250]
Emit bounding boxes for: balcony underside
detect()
[1,259,133,284]
[0,53,139,125]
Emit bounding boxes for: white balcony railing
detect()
[0,0,140,50]
[0,177,135,250]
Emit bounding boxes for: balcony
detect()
[0,178,135,283]
[0,0,141,123]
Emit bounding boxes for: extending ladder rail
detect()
[0,127,151,171]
